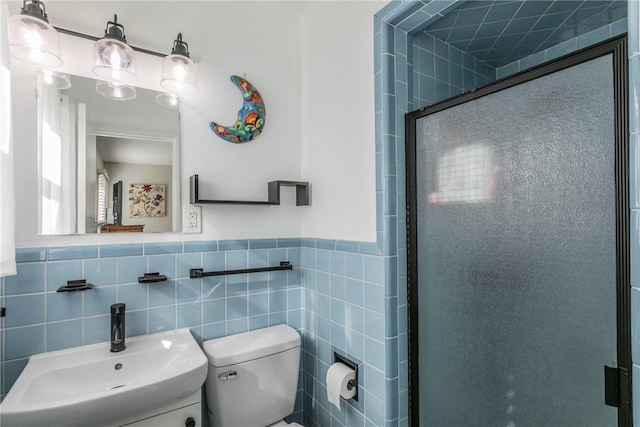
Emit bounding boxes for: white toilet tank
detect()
[203,325,301,427]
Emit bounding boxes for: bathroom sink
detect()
[0,328,207,427]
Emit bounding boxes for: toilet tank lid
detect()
[203,324,301,367]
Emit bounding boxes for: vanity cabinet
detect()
[116,391,202,427]
[120,402,200,427]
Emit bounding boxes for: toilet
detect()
[203,324,303,427]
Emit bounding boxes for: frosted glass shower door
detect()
[411,52,624,426]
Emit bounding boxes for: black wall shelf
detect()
[57,279,94,292]
[190,261,293,278]
[189,175,310,206]
[138,272,168,283]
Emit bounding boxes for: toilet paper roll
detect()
[326,362,356,411]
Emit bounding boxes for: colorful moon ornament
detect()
[209,75,266,144]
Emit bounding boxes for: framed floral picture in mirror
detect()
[129,184,166,217]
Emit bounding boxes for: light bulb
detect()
[101,43,129,70]
[161,55,197,95]
[173,63,186,80]
[22,24,44,50]
[109,49,122,69]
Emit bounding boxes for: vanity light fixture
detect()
[10,4,197,106]
[92,15,137,85]
[8,0,62,68]
[160,33,198,95]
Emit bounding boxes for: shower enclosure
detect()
[405,37,630,426]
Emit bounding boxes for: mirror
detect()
[37,72,180,235]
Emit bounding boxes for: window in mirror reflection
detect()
[96,170,109,224]
[37,71,180,235]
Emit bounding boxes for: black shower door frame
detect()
[405,36,630,426]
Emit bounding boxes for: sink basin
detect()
[0,328,207,427]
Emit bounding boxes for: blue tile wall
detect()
[376,1,629,426]
[301,240,386,426]
[413,31,496,107]
[422,1,625,67]
[496,17,627,78]
[0,240,304,423]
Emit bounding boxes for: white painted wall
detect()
[299,1,383,242]
[8,1,381,247]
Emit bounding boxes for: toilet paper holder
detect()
[334,352,359,401]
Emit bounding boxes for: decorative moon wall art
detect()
[209,75,266,144]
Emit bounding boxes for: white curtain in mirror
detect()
[0,3,16,277]
[38,85,77,234]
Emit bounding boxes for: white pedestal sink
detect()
[0,328,207,427]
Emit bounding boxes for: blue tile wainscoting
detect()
[0,238,393,426]
[300,238,392,427]
[0,239,306,425]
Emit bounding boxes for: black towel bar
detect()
[190,261,293,278]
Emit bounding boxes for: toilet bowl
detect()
[203,324,304,427]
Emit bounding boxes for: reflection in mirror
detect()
[37,72,180,235]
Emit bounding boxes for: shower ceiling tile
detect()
[474,20,511,39]
[453,7,489,27]
[481,1,522,23]
[490,33,523,50]
[466,36,497,53]
[512,1,553,20]
[546,1,584,15]
[423,0,626,68]
[530,12,573,32]
[501,17,540,35]
[519,29,555,47]
[448,39,471,52]
[447,25,478,43]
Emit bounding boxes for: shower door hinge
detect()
[604,365,630,409]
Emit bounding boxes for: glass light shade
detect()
[161,54,197,95]
[8,14,62,68]
[40,69,71,89]
[92,38,137,84]
[95,80,136,101]
[155,92,180,109]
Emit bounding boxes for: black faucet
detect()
[110,303,126,352]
